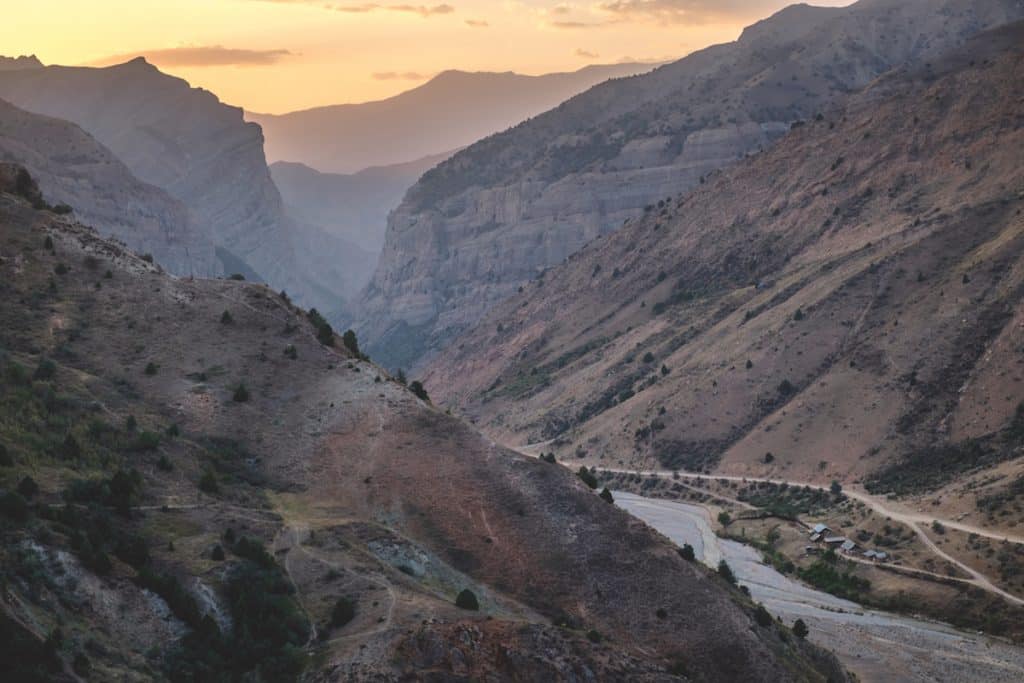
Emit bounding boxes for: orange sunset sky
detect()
[2,1,852,114]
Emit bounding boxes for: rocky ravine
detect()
[357,0,1024,372]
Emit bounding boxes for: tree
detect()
[233,383,250,403]
[330,597,357,628]
[830,480,842,495]
[455,589,479,611]
[678,544,695,562]
[199,469,219,494]
[396,369,408,385]
[599,487,614,504]
[754,604,773,627]
[211,545,225,561]
[144,362,158,376]
[764,452,774,464]
[577,467,598,489]
[793,618,809,639]
[717,559,736,585]
[220,310,233,325]
[342,329,360,356]
[409,380,430,402]
[717,511,732,527]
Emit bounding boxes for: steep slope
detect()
[0,58,340,310]
[0,171,844,681]
[271,151,452,255]
[425,23,1024,528]
[0,98,217,276]
[248,63,659,174]
[359,0,1024,372]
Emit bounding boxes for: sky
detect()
[1,1,853,114]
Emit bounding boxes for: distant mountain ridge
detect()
[248,63,661,174]
[0,97,217,275]
[0,57,349,313]
[270,150,454,257]
[357,0,1024,372]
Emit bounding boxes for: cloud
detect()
[91,45,295,68]
[551,20,606,29]
[597,0,782,24]
[333,3,455,16]
[372,71,429,80]
[464,19,489,27]
[575,48,599,58]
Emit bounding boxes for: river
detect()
[615,491,1024,683]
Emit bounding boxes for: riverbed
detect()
[615,491,1024,682]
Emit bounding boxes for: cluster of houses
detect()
[804,523,889,562]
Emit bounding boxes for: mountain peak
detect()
[0,54,43,71]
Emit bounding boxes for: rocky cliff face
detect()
[0,58,341,311]
[358,0,1024,372]
[424,23,1024,503]
[0,98,217,276]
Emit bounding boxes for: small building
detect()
[840,539,857,553]
[823,535,846,545]
[804,545,820,555]
[875,551,888,562]
[810,523,831,537]
[863,549,877,559]
[810,533,822,542]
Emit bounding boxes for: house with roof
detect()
[823,535,846,545]
[840,539,857,553]
[810,523,831,537]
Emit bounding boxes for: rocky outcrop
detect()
[0,99,217,275]
[358,0,1024,372]
[0,58,342,310]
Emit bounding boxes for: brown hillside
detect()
[425,25,1024,524]
[0,173,844,680]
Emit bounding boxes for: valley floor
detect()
[615,492,1024,683]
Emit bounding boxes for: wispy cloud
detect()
[575,48,599,58]
[332,2,454,16]
[90,45,295,68]
[464,18,489,27]
[372,70,429,80]
[598,0,780,24]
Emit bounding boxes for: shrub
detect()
[220,310,234,325]
[830,480,842,495]
[409,380,430,402]
[746,359,753,369]
[283,345,297,360]
[17,476,39,499]
[104,269,113,279]
[660,364,670,376]
[793,308,805,321]
[141,253,154,263]
[330,597,356,628]
[396,369,407,385]
[586,629,602,643]
[157,455,173,472]
[229,273,246,281]
[642,352,655,364]
[793,618,809,639]
[34,358,57,381]
[233,383,250,403]
[130,431,161,452]
[166,423,180,438]
[599,487,614,504]
[764,452,774,464]
[754,604,773,627]
[54,263,69,275]
[718,560,737,585]
[144,362,158,376]
[308,309,335,347]
[126,415,137,432]
[717,511,732,526]
[0,491,29,521]
[44,235,54,250]
[655,608,667,619]
[455,589,479,611]
[0,444,11,467]
[212,545,226,561]
[777,379,796,396]
[678,544,695,562]
[199,469,219,494]
[577,467,598,489]
[342,329,360,356]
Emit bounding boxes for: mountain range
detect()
[356,0,1024,372]
[248,63,661,174]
